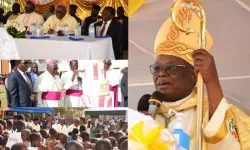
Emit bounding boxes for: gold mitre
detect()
[154,1,214,66]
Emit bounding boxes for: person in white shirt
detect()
[6,120,25,148]
[66,118,80,134]
[16,0,44,28]
[30,118,40,132]
[109,118,115,125]
[118,122,127,136]
[34,61,62,107]
[61,60,84,107]
[86,119,92,134]
[104,60,120,107]
[101,129,109,139]
[103,121,110,130]
[52,118,67,134]
[24,114,31,127]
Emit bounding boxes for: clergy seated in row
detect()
[16,0,44,27]
[139,5,250,149]
[81,4,101,35]
[43,4,77,35]
[7,3,21,21]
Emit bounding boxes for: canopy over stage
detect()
[15,0,128,20]
[0,107,55,113]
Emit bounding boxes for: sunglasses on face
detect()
[149,64,191,76]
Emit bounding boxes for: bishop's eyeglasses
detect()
[149,64,192,76]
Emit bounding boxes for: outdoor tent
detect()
[1,107,55,113]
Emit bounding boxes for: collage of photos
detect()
[1,0,250,149]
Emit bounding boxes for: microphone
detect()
[148,91,164,119]
[137,94,151,111]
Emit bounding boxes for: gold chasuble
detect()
[153,0,250,149]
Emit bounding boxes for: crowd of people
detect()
[0,2,128,59]
[3,60,128,108]
[0,113,128,150]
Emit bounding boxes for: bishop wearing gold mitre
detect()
[141,1,250,150]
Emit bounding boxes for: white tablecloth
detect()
[15,35,115,60]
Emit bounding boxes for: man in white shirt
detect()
[104,60,120,107]
[6,120,25,149]
[16,0,44,27]
[103,122,110,130]
[25,114,31,127]
[34,60,62,107]
[61,60,84,107]
[119,122,127,136]
[52,118,66,134]
[66,118,80,134]
[101,129,109,139]
[30,117,40,131]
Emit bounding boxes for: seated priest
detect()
[43,3,77,35]
[16,0,44,27]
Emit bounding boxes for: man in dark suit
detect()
[94,6,123,60]
[121,67,128,107]
[8,60,36,107]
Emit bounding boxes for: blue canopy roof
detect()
[2,107,55,113]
